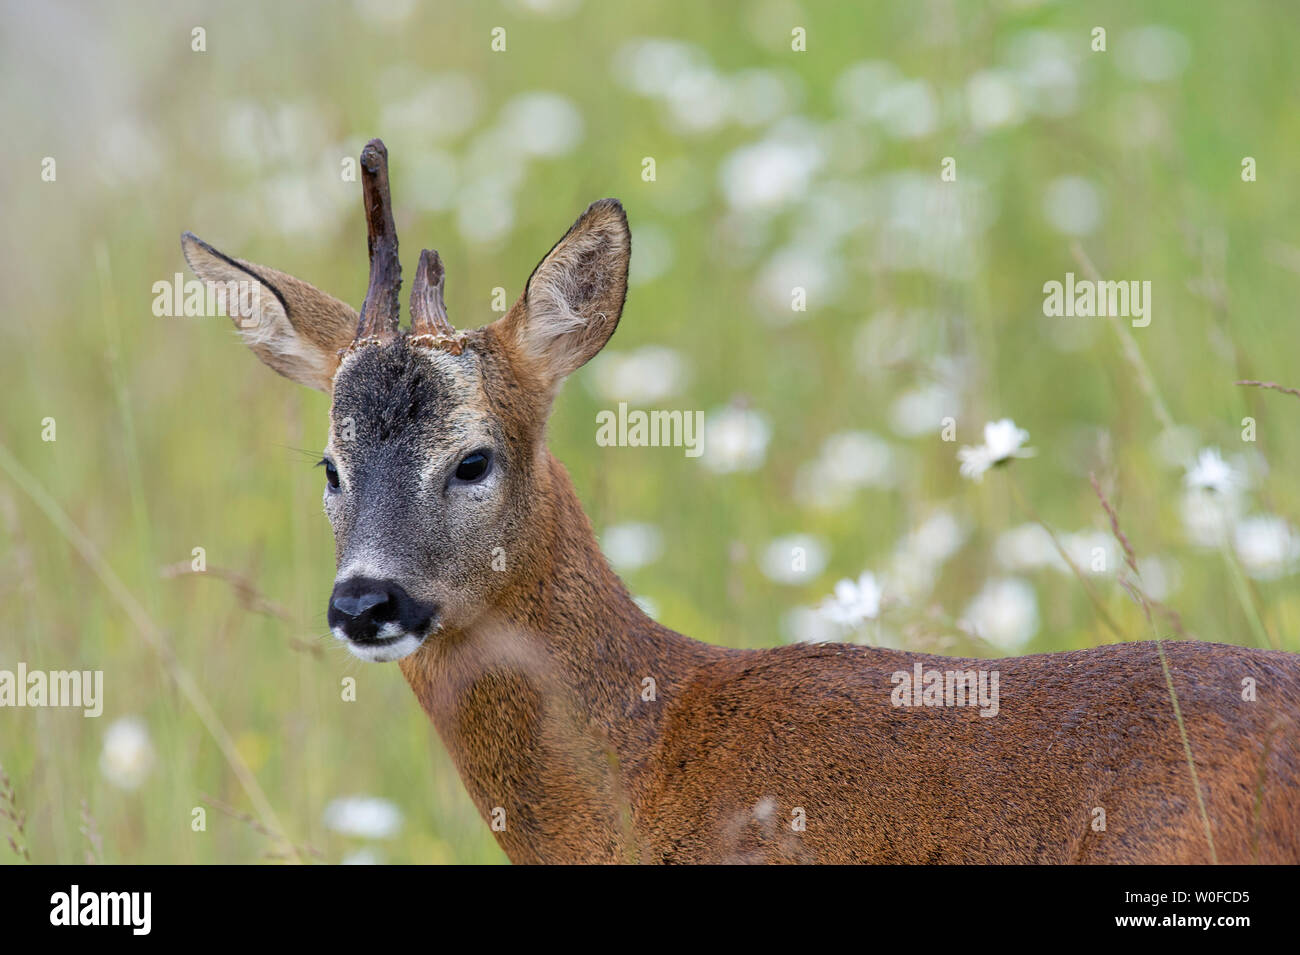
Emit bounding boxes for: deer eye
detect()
[321,458,340,491]
[453,451,492,484]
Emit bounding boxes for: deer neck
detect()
[398,451,726,861]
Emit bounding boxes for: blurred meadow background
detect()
[2,0,1300,863]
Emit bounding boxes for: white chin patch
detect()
[332,624,428,663]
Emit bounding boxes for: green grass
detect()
[1,0,1298,863]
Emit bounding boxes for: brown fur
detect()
[188,178,1300,864]
[400,444,1300,864]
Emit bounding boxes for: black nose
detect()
[328,576,434,644]
[332,588,389,619]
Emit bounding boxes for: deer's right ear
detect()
[181,232,359,392]
[501,198,630,393]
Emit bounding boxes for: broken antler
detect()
[409,248,461,351]
[354,139,402,344]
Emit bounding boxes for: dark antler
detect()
[409,249,458,342]
[354,139,402,343]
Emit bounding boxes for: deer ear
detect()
[181,232,359,392]
[504,199,630,390]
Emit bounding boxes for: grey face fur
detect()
[323,339,527,661]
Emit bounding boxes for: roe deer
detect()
[184,139,1300,864]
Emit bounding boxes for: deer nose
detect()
[328,576,402,644]
[328,576,436,648]
[331,588,389,618]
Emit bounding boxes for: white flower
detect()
[1180,487,1242,548]
[795,431,898,509]
[1043,176,1104,236]
[961,578,1039,649]
[966,70,1023,130]
[1234,516,1300,580]
[378,73,480,143]
[907,511,966,565]
[719,138,824,210]
[609,39,731,133]
[760,534,829,585]
[498,92,584,158]
[99,717,156,791]
[817,572,882,627]
[886,510,967,600]
[984,419,1034,461]
[995,523,1060,571]
[957,444,994,481]
[885,551,938,601]
[872,79,939,140]
[994,524,1113,576]
[834,61,902,122]
[612,38,707,99]
[821,431,897,488]
[1136,556,1182,601]
[702,406,771,474]
[752,245,843,322]
[588,346,687,404]
[872,171,995,279]
[1008,31,1079,118]
[1184,448,1240,495]
[889,383,956,437]
[323,796,403,840]
[663,66,730,133]
[600,523,664,572]
[958,419,1035,481]
[1065,531,1115,575]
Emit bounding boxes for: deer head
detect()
[183,139,630,662]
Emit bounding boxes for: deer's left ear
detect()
[503,198,630,390]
